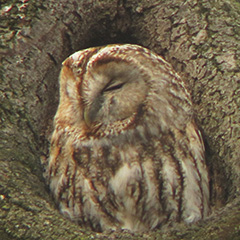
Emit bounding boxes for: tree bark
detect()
[0,0,239,239]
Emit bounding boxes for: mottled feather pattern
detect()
[44,44,210,232]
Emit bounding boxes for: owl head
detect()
[54,44,192,140]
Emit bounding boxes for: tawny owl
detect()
[44,44,210,232]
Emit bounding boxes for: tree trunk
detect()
[0,0,239,239]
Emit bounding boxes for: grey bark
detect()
[0,0,239,239]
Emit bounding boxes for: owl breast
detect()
[44,44,210,232]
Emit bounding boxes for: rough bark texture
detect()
[0,0,239,239]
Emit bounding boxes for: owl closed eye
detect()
[44,44,210,232]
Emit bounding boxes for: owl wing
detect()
[184,121,210,220]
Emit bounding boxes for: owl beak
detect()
[83,109,91,127]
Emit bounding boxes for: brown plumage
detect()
[44,44,210,232]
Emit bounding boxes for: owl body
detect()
[45,44,209,232]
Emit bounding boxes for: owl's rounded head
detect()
[56,44,192,137]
